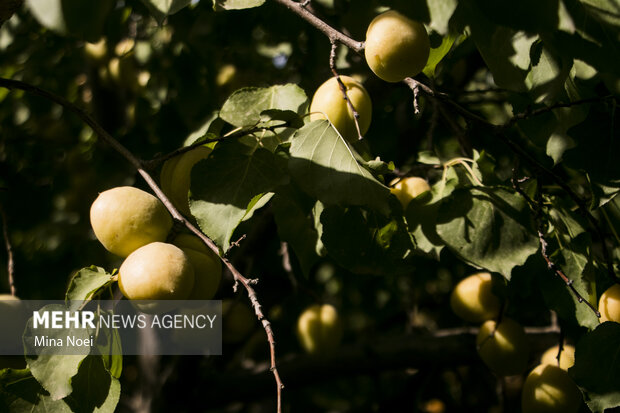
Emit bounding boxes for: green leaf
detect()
[220,85,308,127]
[26,0,114,42]
[427,0,458,35]
[525,43,571,103]
[64,356,121,413]
[140,0,192,22]
[423,34,458,78]
[189,137,289,251]
[65,266,115,310]
[570,322,620,412]
[362,157,395,176]
[272,192,320,277]
[436,186,539,279]
[320,205,415,275]
[541,234,599,328]
[458,2,534,91]
[213,0,266,11]
[259,109,304,129]
[1,374,73,413]
[95,318,123,379]
[288,120,391,214]
[24,305,91,400]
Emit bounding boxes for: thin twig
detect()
[512,168,601,317]
[145,121,290,170]
[506,95,616,127]
[537,228,601,317]
[329,41,363,141]
[0,77,284,411]
[272,0,363,53]
[0,204,15,296]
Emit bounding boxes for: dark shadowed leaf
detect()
[570,322,620,412]
[436,186,539,279]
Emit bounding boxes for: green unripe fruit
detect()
[160,146,212,216]
[172,234,222,300]
[0,295,28,354]
[476,318,529,376]
[296,304,343,355]
[390,176,431,209]
[90,186,172,257]
[598,284,620,323]
[309,76,372,143]
[364,10,430,82]
[450,272,501,323]
[119,242,194,312]
[521,364,582,413]
[540,344,575,371]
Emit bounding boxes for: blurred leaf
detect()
[26,0,114,42]
[220,85,308,127]
[213,0,266,10]
[65,266,114,310]
[570,322,620,412]
[189,137,289,251]
[289,120,391,214]
[436,187,539,279]
[427,0,458,34]
[140,0,192,22]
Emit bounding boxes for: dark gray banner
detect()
[0,300,222,356]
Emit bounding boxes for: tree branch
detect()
[0,204,15,296]
[144,121,291,170]
[0,77,284,411]
[272,0,364,53]
[329,41,363,140]
[178,329,560,405]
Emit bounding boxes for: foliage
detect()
[0,0,618,411]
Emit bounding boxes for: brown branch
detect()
[0,204,15,296]
[512,169,601,317]
[506,95,616,127]
[537,228,601,317]
[0,77,284,411]
[181,329,559,405]
[329,41,363,141]
[272,0,363,53]
[145,122,290,170]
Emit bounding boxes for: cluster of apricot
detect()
[89,186,221,311]
[449,272,590,412]
[310,10,430,143]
